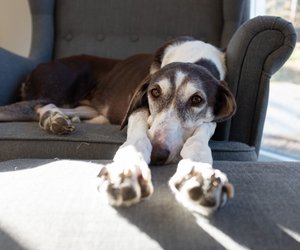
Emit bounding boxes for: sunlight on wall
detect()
[0,0,32,57]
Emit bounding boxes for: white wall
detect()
[0,0,32,57]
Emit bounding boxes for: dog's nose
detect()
[151,144,170,165]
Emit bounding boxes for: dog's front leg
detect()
[169,122,234,216]
[97,109,153,206]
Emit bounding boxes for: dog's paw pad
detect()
[97,162,153,207]
[39,111,75,134]
[169,160,234,216]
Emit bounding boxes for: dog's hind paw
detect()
[169,159,234,216]
[97,161,153,207]
[39,111,75,134]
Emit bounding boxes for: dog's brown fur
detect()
[18,54,153,125]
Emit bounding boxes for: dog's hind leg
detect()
[36,104,75,135]
[37,104,100,134]
[0,100,43,121]
[59,106,99,121]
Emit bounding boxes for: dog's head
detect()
[122,38,236,165]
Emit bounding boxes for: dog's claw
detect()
[97,162,153,207]
[169,159,234,216]
[39,111,75,134]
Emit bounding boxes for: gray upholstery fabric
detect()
[53,0,251,58]
[53,0,224,58]
[220,0,250,48]
[0,122,257,161]
[53,0,250,58]
[0,159,299,250]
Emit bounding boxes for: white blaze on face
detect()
[148,71,193,163]
[148,108,184,163]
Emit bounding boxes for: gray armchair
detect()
[1,1,300,250]
[0,0,296,161]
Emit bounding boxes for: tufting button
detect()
[130,34,139,42]
[64,33,73,41]
[96,33,105,41]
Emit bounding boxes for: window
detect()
[252,0,300,161]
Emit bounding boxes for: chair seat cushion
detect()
[0,122,257,161]
[0,159,299,250]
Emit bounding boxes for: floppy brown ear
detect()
[213,81,236,122]
[120,75,151,129]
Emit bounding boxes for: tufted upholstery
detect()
[24,0,251,62]
[53,0,249,59]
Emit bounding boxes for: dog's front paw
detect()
[169,159,234,216]
[39,111,75,134]
[97,161,153,207]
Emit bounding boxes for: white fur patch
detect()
[175,71,186,88]
[148,110,184,163]
[169,159,233,216]
[180,123,216,164]
[157,78,172,96]
[36,104,63,117]
[161,40,226,80]
[98,161,143,207]
[98,109,154,206]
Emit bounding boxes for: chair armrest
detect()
[225,16,296,154]
[0,49,36,105]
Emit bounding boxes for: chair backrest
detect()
[28,0,251,143]
[52,0,250,59]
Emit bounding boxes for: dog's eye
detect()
[150,87,161,98]
[190,95,203,107]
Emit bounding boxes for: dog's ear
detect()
[150,36,196,74]
[212,81,236,122]
[120,75,151,129]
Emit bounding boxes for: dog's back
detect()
[0,54,153,123]
[22,55,119,106]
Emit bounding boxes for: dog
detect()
[0,36,236,216]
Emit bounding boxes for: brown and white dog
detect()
[0,37,236,216]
